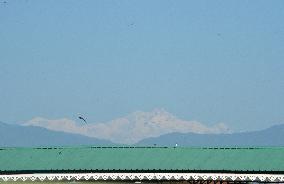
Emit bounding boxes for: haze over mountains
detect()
[137,124,284,147]
[1,121,284,147]
[0,122,112,147]
[24,109,229,144]
[0,109,283,147]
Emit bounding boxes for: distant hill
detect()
[24,109,229,144]
[0,122,113,147]
[137,124,284,147]
[2,121,284,147]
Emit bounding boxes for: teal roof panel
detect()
[0,147,284,173]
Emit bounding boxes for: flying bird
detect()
[78,116,87,124]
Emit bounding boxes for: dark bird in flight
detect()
[78,116,87,124]
[128,22,135,27]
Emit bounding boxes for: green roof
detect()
[1,147,284,174]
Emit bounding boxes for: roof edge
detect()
[1,173,284,182]
[1,169,284,175]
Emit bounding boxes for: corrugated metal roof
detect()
[0,147,284,173]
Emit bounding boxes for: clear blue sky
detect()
[0,0,283,131]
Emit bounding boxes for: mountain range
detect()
[137,124,284,147]
[0,122,112,147]
[1,121,284,147]
[23,109,229,144]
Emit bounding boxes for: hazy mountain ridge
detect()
[24,109,230,144]
[137,124,284,147]
[0,122,113,147]
[1,121,284,147]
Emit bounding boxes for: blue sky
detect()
[0,0,283,131]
